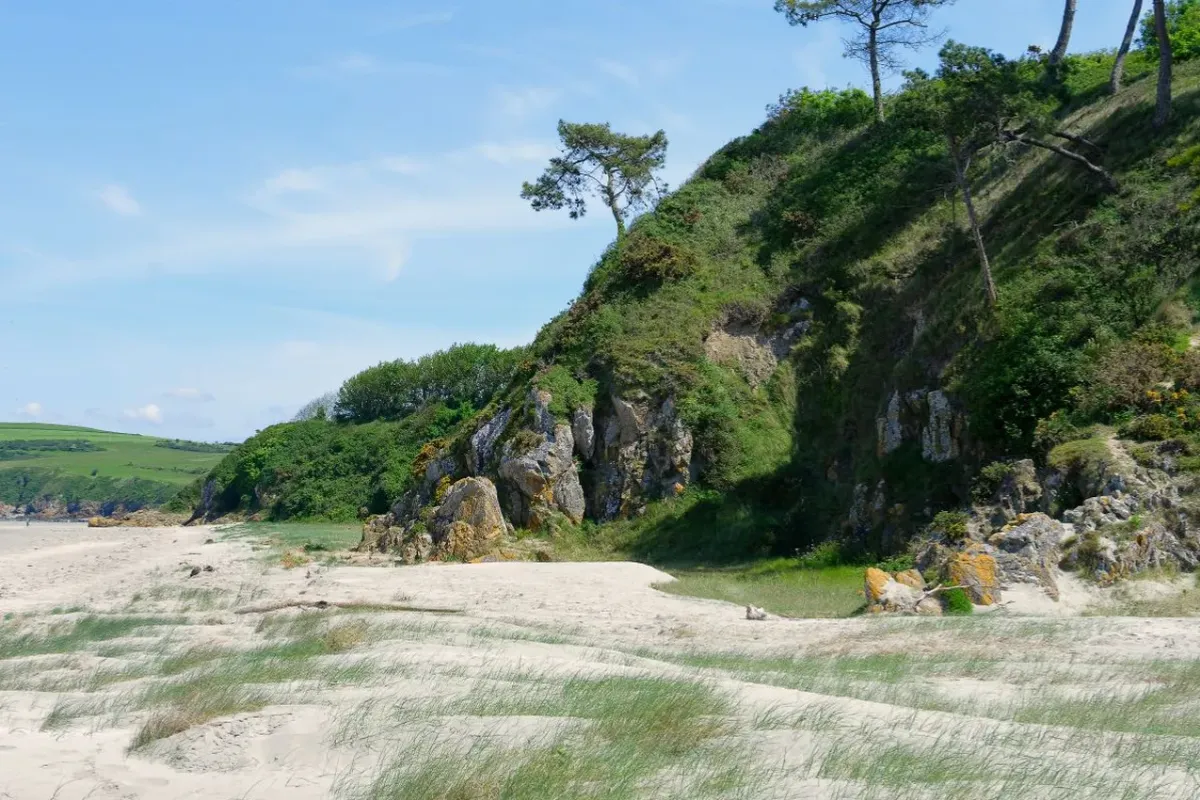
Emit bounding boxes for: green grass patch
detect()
[656,560,865,618]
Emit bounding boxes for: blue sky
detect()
[1,0,1140,441]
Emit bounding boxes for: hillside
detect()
[0,423,233,518]
[192,51,1200,564]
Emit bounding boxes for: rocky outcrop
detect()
[360,477,506,562]
[874,388,965,463]
[431,477,507,560]
[467,408,511,475]
[988,513,1068,599]
[497,390,586,527]
[591,393,693,520]
[703,302,811,388]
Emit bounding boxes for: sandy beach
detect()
[2,522,1199,799]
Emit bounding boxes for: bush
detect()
[618,233,697,284]
[875,553,915,573]
[942,587,973,615]
[535,365,599,419]
[928,511,970,543]
[1034,410,1086,452]
[973,461,1016,500]
[1121,413,1183,441]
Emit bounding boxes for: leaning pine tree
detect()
[521,121,668,240]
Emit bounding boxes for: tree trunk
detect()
[1111,0,1144,94]
[605,172,626,240]
[868,25,884,123]
[949,139,997,306]
[1049,0,1078,67]
[1154,0,1174,129]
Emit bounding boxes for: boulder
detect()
[945,547,999,605]
[894,569,925,591]
[864,567,924,613]
[988,512,1068,599]
[430,477,507,560]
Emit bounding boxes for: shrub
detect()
[795,540,847,569]
[619,233,697,284]
[942,587,973,615]
[1034,410,1086,452]
[973,461,1015,500]
[876,553,915,573]
[928,511,970,543]
[1075,341,1177,416]
[1121,413,1182,441]
[535,365,599,419]
[1169,144,1200,211]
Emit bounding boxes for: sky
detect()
[0,0,1143,442]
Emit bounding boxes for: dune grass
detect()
[354,675,752,800]
[0,615,186,660]
[656,559,865,618]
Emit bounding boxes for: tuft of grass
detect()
[357,676,743,800]
[0,615,185,660]
[129,684,270,750]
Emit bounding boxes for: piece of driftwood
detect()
[233,600,464,615]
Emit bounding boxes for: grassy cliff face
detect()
[0,423,230,515]
[196,55,1200,561]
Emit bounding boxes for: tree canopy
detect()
[521,121,668,238]
[335,343,526,424]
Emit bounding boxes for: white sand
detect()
[2,522,1199,799]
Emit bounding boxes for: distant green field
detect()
[0,423,229,486]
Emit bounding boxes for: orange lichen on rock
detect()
[864,567,891,609]
[946,547,999,605]
[893,569,925,591]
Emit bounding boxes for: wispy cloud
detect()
[472,141,557,165]
[597,59,640,87]
[376,10,455,31]
[493,86,560,119]
[124,403,163,424]
[16,401,42,419]
[164,387,215,403]
[97,184,141,216]
[297,54,451,79]
[14,146,582,291]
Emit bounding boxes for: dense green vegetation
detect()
[334,343,525,424]
[0,424,228,514]
[179,403,478,521]
[196,20,1200,565]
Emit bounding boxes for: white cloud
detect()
[299,54,450,79]
[124,403,163,424]
[597,59,640,87]
[493,86,560,119]
[97,184,142,216]
[378,10,454,30]
[164,387,215,403]
[16,401,43,419]
[473,141,557,165]
[264,168,323,194]
[13,145,586,292]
